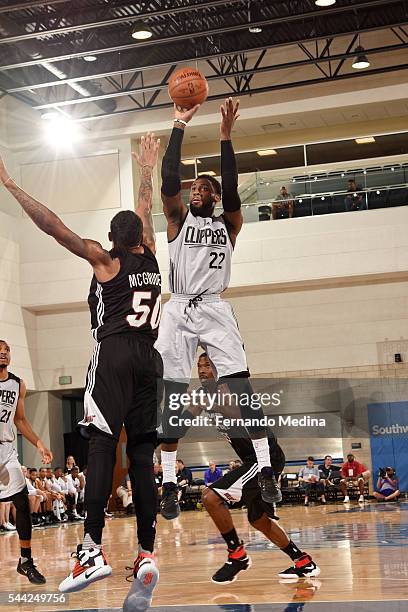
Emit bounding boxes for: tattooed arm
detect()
[0,156,112,269]
[132,132,160,255]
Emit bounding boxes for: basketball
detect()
[168,67,209,109]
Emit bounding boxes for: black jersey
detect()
[88,246,161,343]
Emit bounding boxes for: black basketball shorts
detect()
[210,451,285,523]
[78,334,163,442]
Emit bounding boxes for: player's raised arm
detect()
[0,156,112,270]
[161,103,199,240]
[132,132,160,254]
[220,97,243,245]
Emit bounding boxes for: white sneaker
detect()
[123,553,159,612]
[4,522,17,531]
[58,546,112,593]
[343,496,350,503]
[358,495,365,503]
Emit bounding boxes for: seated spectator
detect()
[35,466,55,524]
[272,186,294,219]
[21,466,43,525]
[344,179,364,211]
[298,456,326,506]
[49,467,68,522]
[117,473,134,515]
[64,455,76,474]
[65,466,85,520]
[204,460,223,486]
[234,459,243,469]
[0,500,16,531]
[373,467,400,502]
[340,453,371,503]
[176,459,193,505]
[318,455,341,490]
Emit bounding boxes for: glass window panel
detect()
[236,146,304,173]
[306,132,408,165]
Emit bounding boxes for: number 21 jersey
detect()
[0,373,20,443]
[88,247,161,343]
[168,211,233,295]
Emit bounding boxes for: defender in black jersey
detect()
[183,354,320,584]
[0,135,162,606]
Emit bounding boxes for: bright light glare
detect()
[43,117,82,147]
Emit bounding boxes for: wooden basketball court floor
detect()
[0,501,407,612]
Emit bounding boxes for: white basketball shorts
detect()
[155,294,248,381]
[0,442,26,500]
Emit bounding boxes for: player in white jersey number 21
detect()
[0,340,52,584]
[156,97,282,519]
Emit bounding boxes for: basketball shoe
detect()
[258,467,282,504]
[17,558,46,584]
[58,545,112,593]
[278,553,320,580]
[212,544,252,584]
[123,551,159,612]
[160,482,180,519]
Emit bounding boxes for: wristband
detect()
[174,118,187,126]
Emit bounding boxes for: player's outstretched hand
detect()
[37,440,53,465]
[132,132,160,169]
[220,97,240,139]
[174,103,200,125]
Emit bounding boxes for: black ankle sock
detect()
[281,540,303,561]
[222,528,241,550]
[21,547,31,561]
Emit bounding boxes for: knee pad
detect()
[11,488,31,541]
[217,375,265,433]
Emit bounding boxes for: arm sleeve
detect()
[161,127,184,197]
[221,140,241,212]
[204,470,209,485]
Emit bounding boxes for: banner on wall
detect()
[368,401,408,493]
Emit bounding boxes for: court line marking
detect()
[151,598,408,607]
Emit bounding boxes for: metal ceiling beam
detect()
[30,41,408,110]
[0,0,403,70]
[71,61,408,123]
[0,0,68,14]
[0,0,246,43]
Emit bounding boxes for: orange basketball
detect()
[168,67,209,109]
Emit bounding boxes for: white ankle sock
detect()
[83,533,102,550]
[161,450,177,484]
[252,437,272,471]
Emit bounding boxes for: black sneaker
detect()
[258,467,282,503]
[211,544,252,584]
[278,553,320,580]
[17,558,46,584]
[212,545,252,584]
[160,483,180,520]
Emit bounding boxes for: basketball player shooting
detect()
[0,340,52,585]
[0,135,162,609]
[157,97,282,520]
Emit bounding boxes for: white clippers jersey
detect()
[168,211,233,295]
[0,372,20,443]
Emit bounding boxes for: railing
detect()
[154,161,408,230]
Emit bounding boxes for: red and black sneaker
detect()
[212,544,252,584]
[278,553,320,580]
[123,552,159,612]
